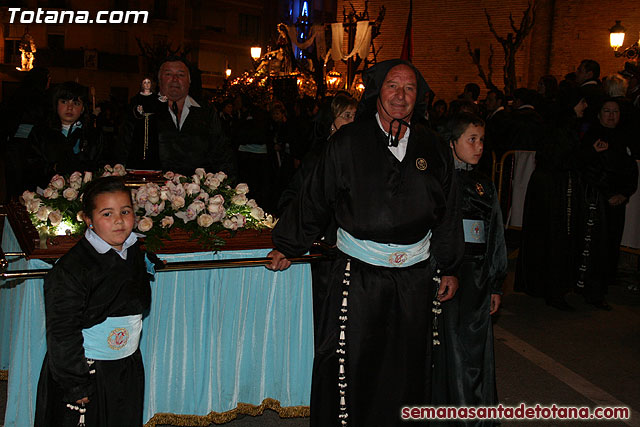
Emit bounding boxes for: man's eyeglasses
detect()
[340,111,355,120]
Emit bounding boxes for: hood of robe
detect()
[355,59,430,122]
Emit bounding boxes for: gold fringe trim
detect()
[143,398,310,426]
[0,370,7,381]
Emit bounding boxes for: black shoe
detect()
[592,301,612,311]
[547,299,574,311]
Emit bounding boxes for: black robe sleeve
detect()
[430,144,464,276]
[44,263,95,402]
[486,182,508,294]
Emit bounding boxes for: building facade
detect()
[0,0,281,104]
[336,0,640,102]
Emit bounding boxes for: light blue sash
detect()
[336,228,431,268]
[82,315,142,360]
[463,219,486,243]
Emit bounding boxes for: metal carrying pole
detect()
[0,254,325,280]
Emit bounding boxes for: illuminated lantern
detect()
[610,20,626,50]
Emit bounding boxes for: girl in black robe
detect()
[432,114,507,426]
[35,177,152,426]
[267,60,463,426]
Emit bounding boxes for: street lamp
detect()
[609,20,626,50]
[225,68,232,78]
[609,20,640,61]
[251,46,262,60]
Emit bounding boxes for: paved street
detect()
[2,255,638,427]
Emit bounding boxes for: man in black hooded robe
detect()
[267,60,464,426]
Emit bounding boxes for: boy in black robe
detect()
[432,113,507,426]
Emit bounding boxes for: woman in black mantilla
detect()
[576,98,638,309]
[432,113,507,426]
[515,88,588,310]
[266,59,463,426]
[35,177,153,426]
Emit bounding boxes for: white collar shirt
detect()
[163,95,200,130]
[85,228,143,260]
[375,112,410,161]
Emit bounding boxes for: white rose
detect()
[195,168,206,179]
[21,190,36,202]
[136,188,149,205]
[235,183,249,195]
[207,203,225,222]
[246,198,258,208]
[160,216,174,228]
[191,174,200,183]
[231,194,247,205]
[196,191,209,203]
[36,206,51,222]
[197,213,214,228]
[63,188,78,201]
[171,196,185,210]
[185,183,200,196]
[147,187,160,204]
[204,176,220,189]
[214,172,227,182]
[190,200,205,214]
[175,207,198,223]
[43,187,58,199]
[144,201,165,217]
[69,171,83,189]
[101,171,112,177]
[113,164,126,176]
[50,175,65,190]
[222,218,237,230]
[209,194,224,205]
[104,164,113,172]
[172,174,185,184]
[137,216,154,232]
[83,171,93,183]
[207,203,225,219]
[167,181,185,198]
[76,210,85,222]
[233,213,247,228]
[250,207,265,220]
[48,210,62,227]
[26,199,41,213]
[164,171,175,180]
[160,188,170,201]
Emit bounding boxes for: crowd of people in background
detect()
[1,57,638,305]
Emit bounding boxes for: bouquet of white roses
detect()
[20,166,273,251]
[21,164,127,236]
[131,168,272,250]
